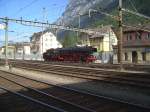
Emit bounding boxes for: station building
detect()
[113,26,150,64]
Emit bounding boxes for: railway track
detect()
[0,88,59,112]
[0,70,150,112]
[1,59,150,72]
[4,59,150,72]
[8,61,150,89]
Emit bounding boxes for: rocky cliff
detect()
[56,0,118,28]
[54,0,150,46]
[56,0,150,28]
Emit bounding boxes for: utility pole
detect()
[77,14,81,44]
[14,46,16,60]
[22,42,25,60]
[118,0,123,70]
[4,17,8,66]
[41,7,46,60]
[78,14,81,28]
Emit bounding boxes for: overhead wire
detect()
[123,0,150,33]
[128,0,138,12]
[1,2,149,37]
[87,7,150,32]
[123,0,150,20]
[122,8,150,20]
[14,0,39,16]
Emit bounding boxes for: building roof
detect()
[15,42,31,46]
[30,30,54,41]
[30,31,43,41]
[123,24,150,33]
[0,45,15,48]
[89,34,104,39]
[92,25,112,33]
[89,25,112,39]
[8,42,30,47]
[110,24,150,40]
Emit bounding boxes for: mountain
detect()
[56,0,150,28]
[56,0,118,28]
[55,0,150,47]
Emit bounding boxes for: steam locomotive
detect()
[43,46,97,63]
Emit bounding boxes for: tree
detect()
[62,32,78,47]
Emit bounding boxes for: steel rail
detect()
[2,59,150,73]
[12,63,150,88]
[0,69,150,110]
[10,60,150,74]
[0,73,95,112]
[0,86,67,112]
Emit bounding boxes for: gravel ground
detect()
[0,66,150,108]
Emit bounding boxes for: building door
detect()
[132,51,138,63]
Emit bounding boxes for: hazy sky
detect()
[0,0,68,46]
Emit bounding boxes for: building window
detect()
[127,34,132,40]
[142,52,146,61]
[45,38,48,41]
[136,32,142,40]
[146,33,150,39]
[50,34,53,37]
[124,52,128,61]
[8,52,12,56]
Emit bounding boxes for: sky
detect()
[0,0,68,46]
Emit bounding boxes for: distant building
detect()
[113,26,150,64]
[15,42,31,55]
[30,31,62,56]
[0,42,31,59]
[82,26,117,63]
[80,33,91,46]
[0,47,3,55]
[89,26,117,52]
[0,45,15,59]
